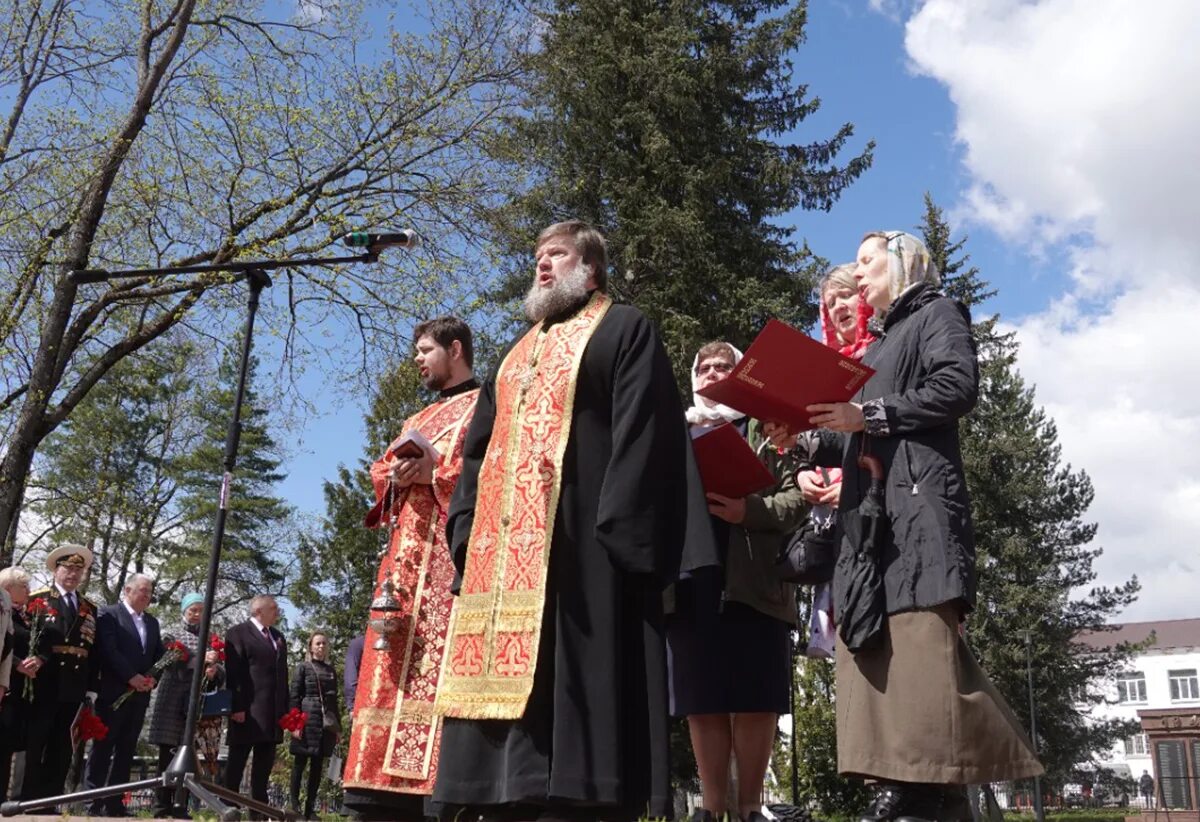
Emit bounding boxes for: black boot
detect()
[861,782,962,822]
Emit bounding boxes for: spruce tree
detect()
[170,348,291,610]
[290,361,429,653]
[27,343,200,601]
[920,195,1141,783]
[489,0,872,377]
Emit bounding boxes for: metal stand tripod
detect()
[3,249,379,819]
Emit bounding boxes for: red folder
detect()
[696,319,875,432]
[691,423,777,499]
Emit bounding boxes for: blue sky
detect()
[277,0,1200,623]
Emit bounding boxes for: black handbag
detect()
[775,469,837,585]
[775,518,836,584]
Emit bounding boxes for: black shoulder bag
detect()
[774,467,837,585]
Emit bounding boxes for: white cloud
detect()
[896,0,1200,620]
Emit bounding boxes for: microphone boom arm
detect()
[68,251,380,284]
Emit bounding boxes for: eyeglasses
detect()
[696,361,734,377]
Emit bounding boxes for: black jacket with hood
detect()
[804,283,979,616]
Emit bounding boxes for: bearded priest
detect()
[343,316,481,821]
[432,221,719,821]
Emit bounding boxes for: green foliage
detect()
[785,656,869,816]
[488,0,872,380]
[168,347,292,611]
[289,360,429,659]
[27,342,201,599]
[0,0,528,559]
[920,196,1142,784]
[1003,813,1131,822]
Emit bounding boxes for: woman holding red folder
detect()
[778,263,877,658]
[670,341,806,822]
[804,232,1041,822]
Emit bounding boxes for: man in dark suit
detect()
[20,543,100,803]
[83,573,165,816]
[224,594,288,805]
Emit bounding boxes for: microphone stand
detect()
[2,249,382,821]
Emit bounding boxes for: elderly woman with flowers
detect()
[146,592,224,816]
[804,232,1043,822]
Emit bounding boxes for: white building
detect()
[1078,618,1200,800]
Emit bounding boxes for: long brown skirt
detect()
[836,603,1044,784]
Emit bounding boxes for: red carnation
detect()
[78,706,109,742]
[26,597,58,618]
[165,639,190,663]
[278,707,307,733]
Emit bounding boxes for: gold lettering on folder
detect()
[736,358,765,389]
[837,360,868,391]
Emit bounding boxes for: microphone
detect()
[68,269,111,284]
[343,230,420,250]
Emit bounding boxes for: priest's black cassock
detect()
[433,297,718,820]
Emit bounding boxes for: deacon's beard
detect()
[524,261,591,322]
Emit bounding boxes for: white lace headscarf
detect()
[685,342,745,427]
[871,231,940,318]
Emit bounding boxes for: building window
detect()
[1169,669,1200,701]
[1117,672,1147,704]
[1124,733,1149,756]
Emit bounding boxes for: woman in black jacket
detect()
[289,632,339,819]
[806,232,1042,822]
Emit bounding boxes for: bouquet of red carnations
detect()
[22,597,58,700]
[112,639,190,709]
[209,634,227,661]
[278,707,307,733]
[76,705,109,742]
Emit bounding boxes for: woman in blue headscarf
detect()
[146,593,225,815]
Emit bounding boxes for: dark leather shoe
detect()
[860,784,912,822]
[862,782,971,822]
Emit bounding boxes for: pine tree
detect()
[920,196,1142,783]
[290,361,429,655]
[489,0,872,378]
[26,343,201,601]
[170,348,291,611]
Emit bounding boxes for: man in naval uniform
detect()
[20,543,100,803]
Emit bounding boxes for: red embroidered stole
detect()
[436,292,612,719]
[344,388,478,793]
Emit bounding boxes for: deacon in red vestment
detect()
[343,316,480,821]
[433,221,718,821]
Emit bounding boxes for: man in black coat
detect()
[224,594,288,805]
[20,544,100,804]
[343,633,364,713]
[83,573,165,816]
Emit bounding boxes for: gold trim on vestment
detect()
[435,293,612,720]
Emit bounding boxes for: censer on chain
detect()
[368,577,407,650]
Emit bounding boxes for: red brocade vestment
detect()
[343,387,479,796]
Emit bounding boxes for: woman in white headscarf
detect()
[672,341,806,822]
[805,232,1042,822]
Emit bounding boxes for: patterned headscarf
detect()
[876,231,940,315]
[685,342,746,427]
[818,263,875,361]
